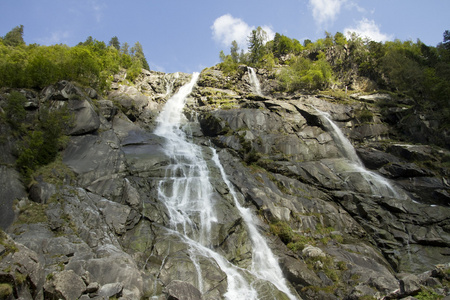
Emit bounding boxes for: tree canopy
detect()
[0,26,150,90]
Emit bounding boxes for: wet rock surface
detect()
[0,69,449,299]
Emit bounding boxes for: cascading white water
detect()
[155,72,217,243]
[164,72,179,97]
[248,67,263,96]
[154,72,291,299]
[211,149,298,300]
[314,108,401,198]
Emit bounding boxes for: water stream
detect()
[314,108,402,198]
[212,149,297,300]
[153,72,297,299]
[248,67,263,96]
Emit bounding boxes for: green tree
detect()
[121,42,130,55]
[441,30,450,50]
[4,91,27,131]
[108,36,120,50]
[230,40,239,63]
[334,32,347,46]
[248,26,268,65]
[131,41,150,70]
[324,31,333,47]
[3,25,25,47]
[303,39,312,47]
[272,33,293,58]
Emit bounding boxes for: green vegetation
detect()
[30,154,76,187]
[0,230,18,257]
[0,90,73,182]
[15,201,48,224]
[416,288,444,300]
[269,219,341,252]
[0,25,150,91]
[218,29,450,130]
[17,105,72,182]
[0,283,13,298]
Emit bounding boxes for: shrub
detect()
[270,220,294,244]
[4,91,27,131]
[0,283,13,298]
[16,105,72,182]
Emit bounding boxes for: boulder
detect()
[67,98,100,135]
[0,233,45,299]
[165,280,203,300]
[63,130,127,197]
[0,166,26,230]
[96,99,117,121]
[97,282,123,298]
[44,270,86,300]
[41,81,85,101]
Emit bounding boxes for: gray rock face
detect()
[67,98,100,135]
[1,68,449,300]
[0,166,26,230]
[165,280,203,300]
[44,270,86,300]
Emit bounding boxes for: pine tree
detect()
[230,40,239,63]
[109,36,120,50]
[3,25,25,46]
[131,42,150,70]
[248,26,268,64]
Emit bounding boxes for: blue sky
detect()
[1,0,449,73]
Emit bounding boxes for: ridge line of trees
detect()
[0,25,150,91]
[218,28,450,125]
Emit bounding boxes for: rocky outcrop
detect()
[0,67,449,300]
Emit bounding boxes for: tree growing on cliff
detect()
[109,36,120,50]
[230,40,240,63]
[248,26,268,65]
[131,42,150,71]
[2,25,25,47]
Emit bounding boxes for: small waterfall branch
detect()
[248,67,263,96]
[314,108,402,199]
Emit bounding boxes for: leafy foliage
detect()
[217,28,450,134]
[4,91,27,131]
[278,53,333,91]
[0,26,150,90]
[12,104,73,182]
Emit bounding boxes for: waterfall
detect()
[155,72,216,244]
[248,67,263,96]
[164,72,179,97]
[211,149,298,300]
[154,72,297,299]
[314,108,401,198]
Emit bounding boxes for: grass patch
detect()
[15,201,48,224]
[0,230,18,258]
[30,154,76,187]
[0,283,13,298]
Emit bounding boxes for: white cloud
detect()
[309,0,346,26]
[211,14,252,48]
[89,0,106,23]
[261,25,276,42]
[344,18,393,42]
[37,30,70,45]
[211,14,274,49]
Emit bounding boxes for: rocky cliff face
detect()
[0,66,449,300]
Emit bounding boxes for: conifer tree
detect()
[248,26,268,64]
[131,41,150,70]
[3,25,25,46]
[109,36,120,50]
